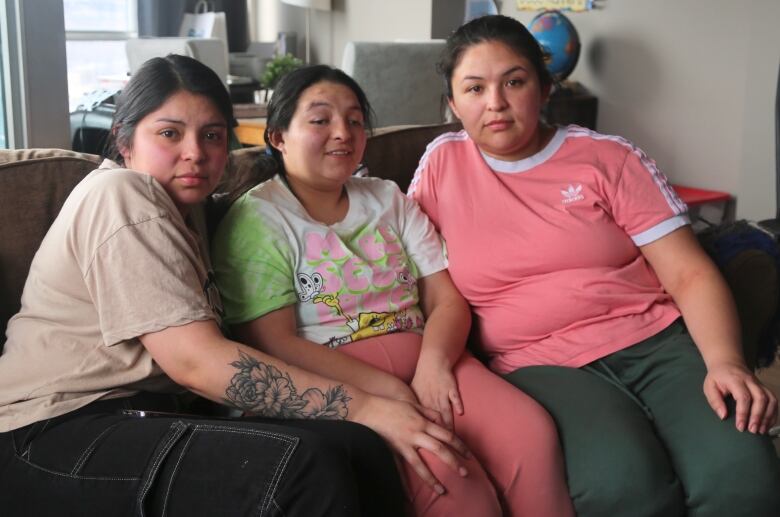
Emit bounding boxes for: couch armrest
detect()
[0,150,101,349]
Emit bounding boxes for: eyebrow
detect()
[460,65,529,82]
[152,118,227,128]
[305,101,363,113]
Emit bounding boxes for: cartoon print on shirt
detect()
[312,292,414,348]
[297,272,324,301]
[313,293,355,327]
[397,269,415,291]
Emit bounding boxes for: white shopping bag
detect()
[179,0,228,47]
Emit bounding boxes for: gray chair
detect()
[341,40,448,128]
[126,37,229,85]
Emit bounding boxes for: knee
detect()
[572,453,685,517]
[503,396,562,460]
[686,443,780,517]
[410,451,502,517]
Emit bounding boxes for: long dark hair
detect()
[218,65,374,206]
[438,15,552,99]
[106,54,235,165]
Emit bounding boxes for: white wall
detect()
[251,0,432,66]
[508,1,780,220]
[327,0,432,66]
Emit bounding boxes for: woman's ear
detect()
[113,127,131,164]
[118,143,132,165]
[447,97,462,121]
[268,129,285,153]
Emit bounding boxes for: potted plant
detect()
[258,53,303,102]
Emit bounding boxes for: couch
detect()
[2,122,778,367]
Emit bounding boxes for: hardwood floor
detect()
[757,361,780,454]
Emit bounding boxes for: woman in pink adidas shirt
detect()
[410,14,780,517]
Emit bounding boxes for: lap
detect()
[505,364,685,517]
[604,324,780,516]
[504,322,780,517]
[1,397,403,517]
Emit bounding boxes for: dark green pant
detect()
[505,321,780,517]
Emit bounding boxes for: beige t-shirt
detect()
[0,160,218,432]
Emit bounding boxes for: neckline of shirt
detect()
[272,173,357,229]
[479,125,568,174]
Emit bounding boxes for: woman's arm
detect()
[411,270,472,428]
[233,307,418,404]
[640,226,778,434]
[141,319,469,494]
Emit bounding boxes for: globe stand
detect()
[544,81,598,130]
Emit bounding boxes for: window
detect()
[0,24,7,150]
[63,0,137,112]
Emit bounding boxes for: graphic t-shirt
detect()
[409,125,689,373]
[212,175,447,347]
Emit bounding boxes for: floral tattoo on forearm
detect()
[225,351,351,419]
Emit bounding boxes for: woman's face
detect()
[120,90,229,214]
[448,40,550,161]
[270,81,366,192]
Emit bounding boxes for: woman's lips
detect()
[177,174,207,186]
[485,119,512,130]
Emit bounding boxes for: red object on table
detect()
[671,184,736,224]
[672,185,731,206]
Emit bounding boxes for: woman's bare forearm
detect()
[141,320,370,420]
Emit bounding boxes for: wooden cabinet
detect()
[544,81,598,130]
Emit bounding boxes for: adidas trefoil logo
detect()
[561,184,584,204]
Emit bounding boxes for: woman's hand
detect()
[351,393,471,495]
[704,361,778,434]
[411,354,464,429]
[641,228,778,435]
[390,379,422,406]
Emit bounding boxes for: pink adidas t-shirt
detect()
[409,125,689,374]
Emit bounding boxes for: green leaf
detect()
[261,53,304,89]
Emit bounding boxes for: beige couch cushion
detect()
[0,149,101,342]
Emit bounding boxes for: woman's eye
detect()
[349,119,364,127]
[466,85,483,94]
[310,119,327,125]
[507,79,524,87]
[160,129,177,138]
[204,131,222,141]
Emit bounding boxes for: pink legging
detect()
[338,332,574,517]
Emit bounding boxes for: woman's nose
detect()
[331,118,352,141]
[182,135,206,160]
[486,87,508,111]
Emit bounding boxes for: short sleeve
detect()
[399,191,447,279]
[407,141,441,229]
[85,216,214,345]
[610,143,689,246]
[211,196,297,325]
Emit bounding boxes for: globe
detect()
[528,10,581,81]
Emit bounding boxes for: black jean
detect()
[0,394,406,517]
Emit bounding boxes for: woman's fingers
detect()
[438,393,454,429]
[703,379,727,420]
[760,389,778,434]
[745,381,768,433]
[423,419,471,459]
[397,445,446,495]
[449,388,464,416]
[418,404,445,426]
[705,367,779,434]
[413,429,469,478]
